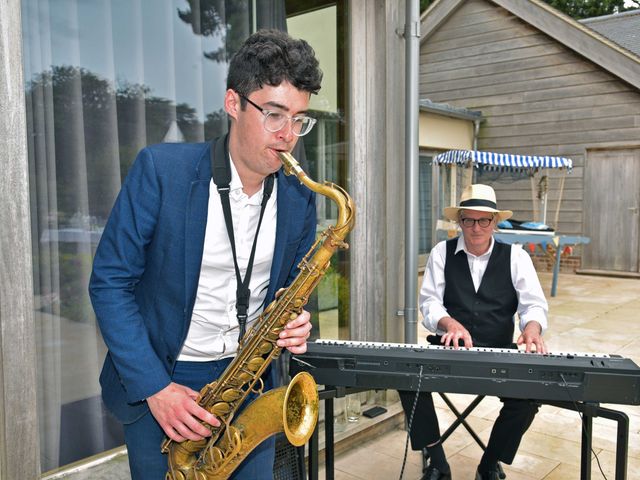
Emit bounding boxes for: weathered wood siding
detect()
[420,0,640,236]
[0,0,40,477]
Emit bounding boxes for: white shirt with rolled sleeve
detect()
[420,235,548,336]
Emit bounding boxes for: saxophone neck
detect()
[277,151,355,236]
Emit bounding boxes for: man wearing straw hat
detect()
[400,184,548,480]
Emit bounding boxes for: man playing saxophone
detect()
[89,29,323,479]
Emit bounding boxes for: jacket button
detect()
[166,355,173,364]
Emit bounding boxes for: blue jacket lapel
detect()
[266,169,293,302]
[184,142,212,309]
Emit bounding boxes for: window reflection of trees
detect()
[27,65,228,222]
[178,0,251,61]
[24,1,290,471]
[23,0,320,471]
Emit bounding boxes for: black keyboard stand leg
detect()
[439,394,485,446]
[325,396,335,480]
[308,419,318,480]
[589,405,629,480]
[580,410,593,480]
[545,400,630,480]
[432,394,505,479]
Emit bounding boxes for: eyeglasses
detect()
[459,216,494,228]
[239,94,317,137]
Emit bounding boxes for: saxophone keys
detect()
[165,469,186,480]
[224,426,244,456]
[247,356,265,372]
[205,446,224,468]
[221,389,242,402]
[289,312,298,321]
[268,327,281,339]
[186,468,207,480]
[263,302,275,313]
[258,341,273,354]
[210,402,231,417]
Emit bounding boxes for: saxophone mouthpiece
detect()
[277,151,302,178]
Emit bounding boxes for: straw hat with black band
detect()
[443,184,513,223]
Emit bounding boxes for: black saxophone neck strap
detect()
[211,135,275,342]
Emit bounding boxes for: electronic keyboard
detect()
[289,340,640,405]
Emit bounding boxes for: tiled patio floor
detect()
[320,272,640,480]
[53,272,640,480]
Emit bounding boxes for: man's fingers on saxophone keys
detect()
[277,309,312,349]
[170,407,218,442]
[284,309,311,329]
[284,342,308,355]
[191,403,221,429]
[165,427,187,443]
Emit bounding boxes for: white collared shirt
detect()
[178,159,278,361]
[420,235,548,335]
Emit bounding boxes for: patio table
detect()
[494,231,590,297]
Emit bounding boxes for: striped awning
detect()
[434,150,573,172]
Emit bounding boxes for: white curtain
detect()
[21,0,285,472]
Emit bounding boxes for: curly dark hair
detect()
[227,29,323,98]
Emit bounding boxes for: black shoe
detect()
[475,468,500,480]
[421,463,451,480]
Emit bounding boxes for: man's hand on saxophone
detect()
[147,383,221,443]
[277,310,312,355]
[148,309,311,444]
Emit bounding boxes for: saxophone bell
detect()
[282,372,319,446]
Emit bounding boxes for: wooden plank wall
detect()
[420,0,640,235]
[0,0,41,477]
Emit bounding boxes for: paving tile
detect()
[543,462,583,479]
[55,273,640,480]
[334,443,423,480]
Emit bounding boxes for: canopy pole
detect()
[553,173,567,229]
[530,175,539,222]
[404,0,420,344]
[540,174,548,225]
[450,164,457,206]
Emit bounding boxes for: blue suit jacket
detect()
[89,139,316,423]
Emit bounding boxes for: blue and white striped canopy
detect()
[434,150,573,172]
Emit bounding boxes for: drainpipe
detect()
[404,0,420,344]
[471,118,480,184]
[473,119,480,151]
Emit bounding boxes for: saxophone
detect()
[162,151,356,480]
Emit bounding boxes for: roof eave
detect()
[419,100,483,121]
[493,0,640,90]
[420,0,640,91]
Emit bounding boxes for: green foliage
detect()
[178,0,250,62]
[420,0,639,18]
[541,0,638,19]
[420,0,435,13]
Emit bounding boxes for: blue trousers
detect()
[123,359,275,480]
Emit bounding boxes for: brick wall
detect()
[530,253,582,273]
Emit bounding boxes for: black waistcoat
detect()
[443,238,518,348]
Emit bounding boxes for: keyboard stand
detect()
[431,393,505,479]
[307,390,631,480]
[308,386,365,480]
[546,401,630,480]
